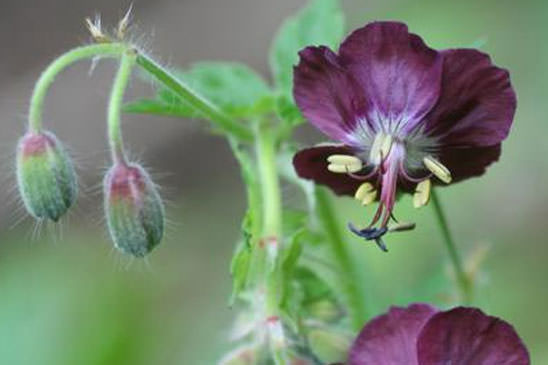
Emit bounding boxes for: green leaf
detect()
[228,141,262,304]
[229,238,252,304]
[275,96,306,138]
[229,210,254,304]
[127,62,274,119]
[269,0,345,101]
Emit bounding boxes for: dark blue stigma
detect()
[348,223,389,252]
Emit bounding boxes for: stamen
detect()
[423,156,452,184]
[369,133,393,165]
[354,183,377,206]
[388,222,416,232]
[413,179,431,208]
[327,163,362,173]
[346,167,379,181]
[326,154,362,173]
[354,182,373,201]
[327,154,362,165]
[399,159,432,183]
[361,190,377,206]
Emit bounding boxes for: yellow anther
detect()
[388,222,416,232]
[327,154,362,166]
[327,163,362,173]
[369,133,393,165]
[423,156,452,184]
[413,179,431,208]
[360,189,377,206]
[354,182,374,201]
[326,154,362,174]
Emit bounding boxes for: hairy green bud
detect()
[16,131,77,222]
[104,162,164,257]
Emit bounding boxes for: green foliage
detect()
[269,0,345,102]
[230,237,252,304]
[126,62,274,119]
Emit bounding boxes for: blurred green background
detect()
[0,0,547,363]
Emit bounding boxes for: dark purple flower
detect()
[292,22,515,247]
[348,304,530,365]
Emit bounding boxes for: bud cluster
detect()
[16,11,166,257]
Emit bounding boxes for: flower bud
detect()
[104,162,164,257]
[16,130,77,222]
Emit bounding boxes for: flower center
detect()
[325,132,455,251]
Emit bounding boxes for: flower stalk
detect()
[135,54,253,142]
[431,189,472,303]
[255,122,287,364]
[315,188,369,330]
[28,43,128,133]
[108,49,136,163]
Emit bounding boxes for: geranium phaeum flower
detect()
[292,22,516,250]
[348,303,530,365]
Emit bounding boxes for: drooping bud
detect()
[104,162,164,257]
[16,130,78,222]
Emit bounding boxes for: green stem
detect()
[135,53,253,142]
[315,188,369,330]
[255,122,286,365]
[29,43,128,132]
[107,50,136,163]
[256,126,282,240]
[431,189,472,303]
[256,124,282,313]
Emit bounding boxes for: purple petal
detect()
[348,304,438,365]
[417,307,530,365]
[423,49,516,147]
[436,144,501,184]
[339,22,443,132]
[293,46,369,145]
[293,144,365,196]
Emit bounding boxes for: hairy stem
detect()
[255,122,286,365]
[431,189,472,303]
[315,188,369,330]
[29,43,128,133]
[256,126,282,241]
[107,50,136,163]
[135,53,253,142]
